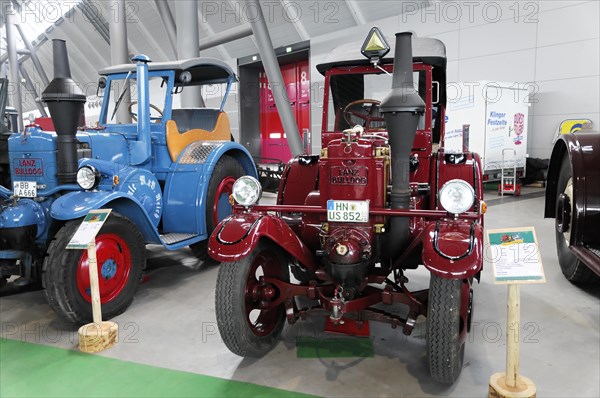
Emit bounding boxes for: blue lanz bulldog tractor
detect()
[0,40,256,323]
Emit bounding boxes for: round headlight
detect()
[77,166,100,190]
[439,179,475,214]
[232,176,262,206]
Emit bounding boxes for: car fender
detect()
[162,142,257,236]
[545,132,600,245]
[208,213,318,271]
[421,220,483,279]
[50,191,162,244]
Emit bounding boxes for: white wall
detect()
[306,0,599,159]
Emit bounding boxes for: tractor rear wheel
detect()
[215,240,289,357]
[190,155,245,262]
[43,213,145,324]
[427,274,467,384]
[555,154,599,284]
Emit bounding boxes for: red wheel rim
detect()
[244,249,284,337]
[213,176,236,226]
[77,233,132,304]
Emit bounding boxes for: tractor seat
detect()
[171,108,221,132]
[166,108,231,161]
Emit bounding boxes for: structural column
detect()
[109,0,132,123]
[176,0,204,107]
[246,0,303,157]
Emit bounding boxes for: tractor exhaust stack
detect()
[41,39,86,184]
[380,32,426,258]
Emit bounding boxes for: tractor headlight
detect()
[439,179,475,214]
[232,176,262,206]
[76,166,100,190]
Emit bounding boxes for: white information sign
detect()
[487,227,546,284]
[66,209,112,249]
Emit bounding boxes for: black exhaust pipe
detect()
[380,32,426,259]
[41,39,86,184]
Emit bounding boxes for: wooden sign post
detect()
[66,209,118,353]
[487,227,545,398]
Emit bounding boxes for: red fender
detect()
[208,213,318,271]
[421,220,483,279]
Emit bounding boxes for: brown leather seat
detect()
[166,111,231,161]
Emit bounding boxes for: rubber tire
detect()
[189,155,245,262]
[427,274,465,384]
[215,240,289,357]
[43,213,145,324]
[555,154,600,284]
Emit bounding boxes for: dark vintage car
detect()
[545,129,600,284]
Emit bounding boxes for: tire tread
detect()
[427,275,464,384]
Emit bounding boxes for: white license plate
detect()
[327,200,369,223]
[13,181,37,198]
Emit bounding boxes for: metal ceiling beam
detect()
[198,25,252,52]
[246,0,302,157]
[77,0,110,44]
[153,0,177,58]
[0,48,29,64]
[279,0,309,41]
[197,7,231,60]
[227,0,258,49]
[345,0,366,25]
[71,9,109,70]
[15,23,49,86]
[5,8,23,131]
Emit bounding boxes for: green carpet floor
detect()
[0,339,316,398]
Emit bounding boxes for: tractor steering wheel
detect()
[343,99,385,130]
[128,101,164,122]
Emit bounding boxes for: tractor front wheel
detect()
[190,155,245,262]
[215,240,289,357]
[427,274,468,384]
[43,213,145,324]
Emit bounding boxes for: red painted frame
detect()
[209,58,484,337]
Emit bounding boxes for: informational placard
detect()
[487,227,546,284]
[66,209,112,249]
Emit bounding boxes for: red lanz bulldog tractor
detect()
[209,29,485,383]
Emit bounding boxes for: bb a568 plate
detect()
[327,200,369,223]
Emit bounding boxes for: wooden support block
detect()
[489,372,536,398]
[78,321,119,353]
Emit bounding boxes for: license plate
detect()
[13,181,37,198]
[327,200,369,223]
